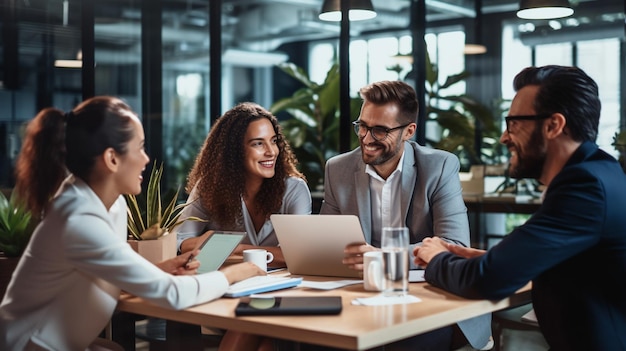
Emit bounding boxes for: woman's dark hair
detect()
[513,65,601,142]
[359,80,419,125]
[186,102,304,228]
[15,96,137,216]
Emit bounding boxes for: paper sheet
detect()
[409,270,425,282]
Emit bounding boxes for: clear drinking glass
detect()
[381,227,410,296]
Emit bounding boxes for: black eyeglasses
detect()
[505,114,551,134]
[352,121,410,141]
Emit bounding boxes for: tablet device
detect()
[235,296,342,316]
[194,231,246,274]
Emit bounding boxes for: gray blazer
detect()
[320,140,491,349]
[321,140,469,251]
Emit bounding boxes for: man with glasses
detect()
[320,80,491,351]
[416,65,626,351]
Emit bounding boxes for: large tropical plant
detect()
[405,54,505,171]
[270,62,362,190]
[125,161,204,240]
[0,190,36,257]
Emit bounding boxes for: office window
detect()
[309,30,466,97]
[535,43,573,66]
[578,39,620,158]
[502,23,620,158]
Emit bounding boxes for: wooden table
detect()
[113,275,532,350]
[464,194,542,249]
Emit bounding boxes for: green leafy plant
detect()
[270,62,362,190]
[0,190,36,257]
[612,130,626,172]
[404,54,505,171]
[125,161,204,240]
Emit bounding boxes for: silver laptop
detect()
[270,214,366,278]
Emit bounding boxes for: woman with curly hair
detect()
[176,102,311,267]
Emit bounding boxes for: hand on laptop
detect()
[343,243,377,271]
[220,262,266,285]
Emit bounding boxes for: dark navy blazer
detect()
[426,141,626,351]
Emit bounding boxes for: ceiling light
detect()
[54,59,82,68]
[517,0,574,20]
[464,44,487,55]
[54,50,83,68]
[464,0,487,55]
[319,0,377,22]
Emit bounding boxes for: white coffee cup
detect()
[243,249,274,271]
[363,251,384,291]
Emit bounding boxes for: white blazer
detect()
[0,176,229,351]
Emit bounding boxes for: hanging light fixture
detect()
[319,0,377,22]
[464,0,487,55]
[517,0,574,20]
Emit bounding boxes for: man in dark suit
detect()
[416,65,626,351]
[320,80,491,351]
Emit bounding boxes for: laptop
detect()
[270,214,367,278]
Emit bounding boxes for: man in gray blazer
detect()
[320,80,491,351]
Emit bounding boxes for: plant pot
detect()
[128,231,177,265]
[0,253,20,298]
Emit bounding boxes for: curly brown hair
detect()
[186,102,304,228]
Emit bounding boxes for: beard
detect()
[361,137,403,166]
[508,124,546,179]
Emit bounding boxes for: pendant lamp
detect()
[319,0,377,22]
[464,0,487,55]
[517,0,574,20]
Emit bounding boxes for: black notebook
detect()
[235,296,342,316]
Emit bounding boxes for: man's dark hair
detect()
[513,65,600,142]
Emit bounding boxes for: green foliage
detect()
[612,130,626,172]
[412,54,506,170]
[0,191,36,257]
[271,62,361,190]
[125,161,204,240]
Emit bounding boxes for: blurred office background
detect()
[0,0,624,192]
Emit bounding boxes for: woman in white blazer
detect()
[0,96,264,351]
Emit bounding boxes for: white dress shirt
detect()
[365,151,405,247]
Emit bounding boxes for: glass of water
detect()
[381,227,409,296]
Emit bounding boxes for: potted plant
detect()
[271,62,362,191]
[0,190,36,296]
[125,161,204,264]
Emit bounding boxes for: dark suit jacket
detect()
[320,141,491,349]
[426,141,626,350]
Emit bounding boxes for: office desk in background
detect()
[464,194,542,249]
[112,276,532,351]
